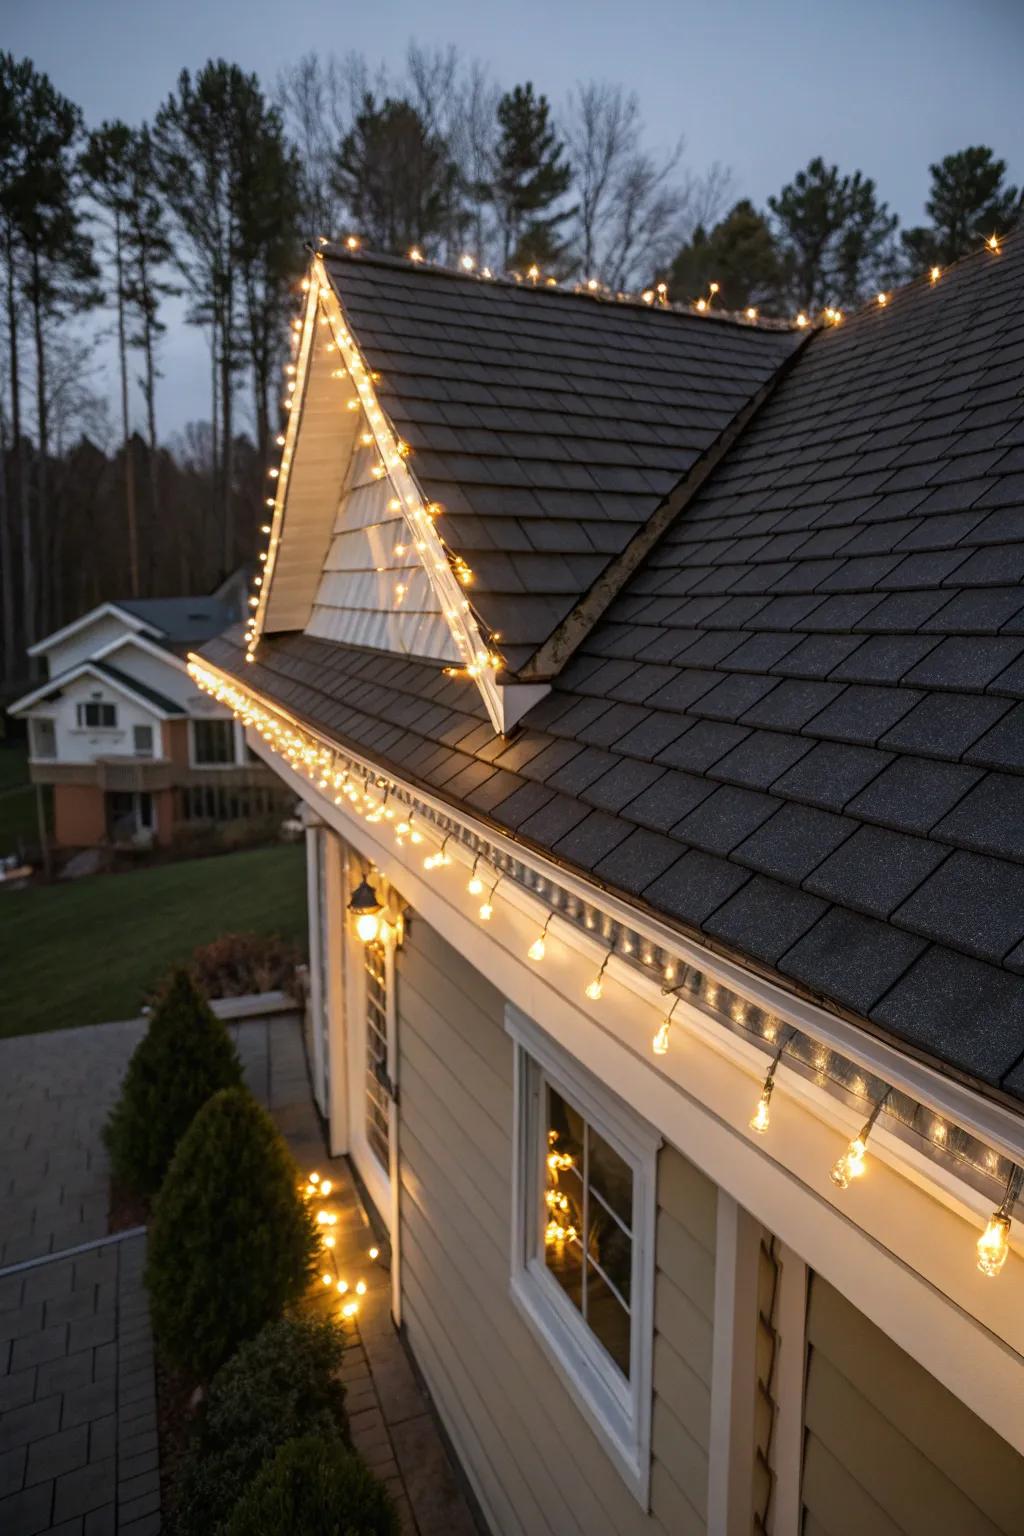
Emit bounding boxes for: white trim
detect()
[324,834,348,1156]
[25,601,156,658]
[505,1003,659,1505]
[345,917,394,1231]
[244,743,1024,1454]
[771,1243,808,1533]
[385,936,401,1326]
[10,662,178,720]
[708,1193,761,1535]
[305,823,329,1115]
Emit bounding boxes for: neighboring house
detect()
[193,234,1024,1532]
[10,595,290,849]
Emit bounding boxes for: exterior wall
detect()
[164,718,191,769]
[43,612,137,675]
[96,640,195,709]
[54,785,106,847]
[153,788,175,846]
[395,914,715,1536]
[802,1275,1024,1535]
[29,674,163,765]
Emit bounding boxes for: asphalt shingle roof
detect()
[206,229,1024,1106]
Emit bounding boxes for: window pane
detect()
[364,938,390,1169]
[193,719,234,764]
[588,1125,633,1232]
[544,1085,585,1310]
[586,1258,631,1378]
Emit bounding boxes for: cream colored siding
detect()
[396,917,715,1536]
[753,1234,779,1532]
[802,1276,1024,1535]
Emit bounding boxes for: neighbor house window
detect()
[30,718,56,759]
[505,1004,659,1502]
[191,718,236,765]
[77,701,117,728]
[133,725,154,757]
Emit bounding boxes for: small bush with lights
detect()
[103,966,243,1200]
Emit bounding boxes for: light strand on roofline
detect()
[187,658,1022,1277]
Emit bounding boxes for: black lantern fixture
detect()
[349,876,383,942]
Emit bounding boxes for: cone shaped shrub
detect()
[146,1087,317,1378]
[104,967,242,1199]
[223,1435,399,1536]
[174,1316,348,1536]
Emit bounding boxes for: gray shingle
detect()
[881,693,1012,759]
[583,758,666,814]
[734,803,857,882]
[672,785,781,854]
[593,829,685,895]
[780,908,928,1015]
[964,702,1024,771]
[642,850,751,927]
[803,825,950,919]
[655,720,750,771]
[931,773,1024,861]
[770,741,892,810]
[703,876,827,965]
[802,685,923,746]
[846,756,982,835]
[552,810,633,870]
[873,948,1024,1085]
[892,850,1024,963]
[621,770,715,832]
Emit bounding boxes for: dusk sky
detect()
[7,0,1024,439]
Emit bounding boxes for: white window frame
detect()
[29,716,57,759]
[505,1003,660,1505]
[77,700,117,729]
[132,723,155,758]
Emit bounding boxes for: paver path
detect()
[0,1023,159,1534]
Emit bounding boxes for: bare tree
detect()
[563,81,732,290]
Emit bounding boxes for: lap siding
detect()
[396,917,716,1536]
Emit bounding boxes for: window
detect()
[363,938,391,1169]
[191,718,236,765]
[77,701,117,729]
[506,1005,659,1501]
[133,725,154,757]
[30,718,56,759]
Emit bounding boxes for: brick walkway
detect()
[0,1023,159,1535]
[2,1014,478,1536]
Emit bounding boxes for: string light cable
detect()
[749,1032,797,1135]
[830,1090,892,1190]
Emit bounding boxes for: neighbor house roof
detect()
[203,229,1024,1106]
[318,251,803,673]
[117,597,239,649]
[10,660,185,718]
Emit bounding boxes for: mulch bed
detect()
[108,1178,148,1234]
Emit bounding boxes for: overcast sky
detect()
[7,0,1024,440]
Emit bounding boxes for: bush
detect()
[189,931,302,1001]
[223,1435,399,1536]
[146,1087,317,1379]
[103,967,242,1198]
[174,1317,349,1536]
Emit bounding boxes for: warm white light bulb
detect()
[977,1214,1011,1277]
[584,977,603,1001]
[653,1021,671,1055]
[479,901,493,921]
[468,875,484,897]
[830,1137,867,1190]
[528,936,546,962]
[369,1246,379,1260]
[356,912,380,943]
[750,1095,771,1135]
[355,1280,367,1296]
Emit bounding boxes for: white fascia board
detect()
[247,731,1024,1455]
[26,602,154,658]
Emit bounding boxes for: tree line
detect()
[1,41,1020,693]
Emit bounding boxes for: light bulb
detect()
[320,1180,332,1196]
[356,912,380,943]
[323,1235,335,1249]
[528,936,546,962]
[342,1301,358,1317]
[653,1021,671,1055]
[585,977,603,1001]
[479,902,493,921]
[322,1273,332,1286]
[468,875,484,897]
[930,265,941,282]
[830,1137,867,1190]
[355,1280,367,1295]
[337,1279,348,1294]
[369,1247,379,1260]
[977,1213,1011,1277]
[750,1095,771,1134]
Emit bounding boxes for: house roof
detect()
[92,662,185,716]
[117,597,238,649]
[203,228,1024,1107]
[10,659,185,718]
[319,250,802,674]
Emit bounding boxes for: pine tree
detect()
[902,147,1022,272]
[491,83,573,271]
[667,199,783,312]
[769,157,898,312]
[333,94,460,257]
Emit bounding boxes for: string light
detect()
[795,312,809,328]
[191,659,1018,1280]
[877,292,889,307]
[977,1166,1022,1278]
[527,913,554,962]
[584,952,611,1001]
[987,233,1000,252]
[830,1091,890,1190]
[408,246,424,263]
[930,265,941,283]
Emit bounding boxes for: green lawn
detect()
[0,843,308,1037]
[0,742,50,857]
